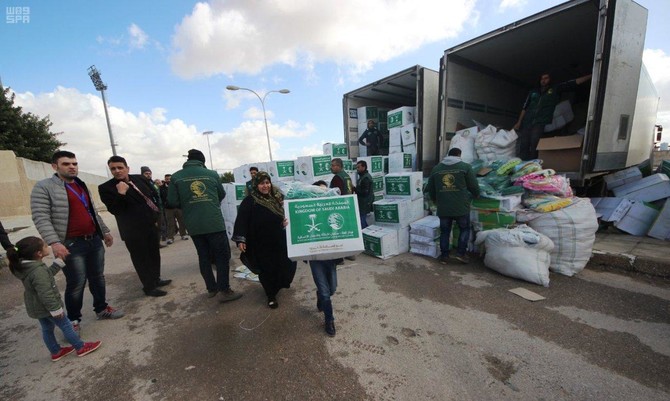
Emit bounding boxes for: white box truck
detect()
[437,0,659,187]
[342,65,440,173]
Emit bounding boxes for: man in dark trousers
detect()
[358,119,382,156]
[425,148,480,265]
[99,156,171,297]
[513,72,591,160]
[355,160,373,229]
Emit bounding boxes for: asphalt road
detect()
[1,212,669,401]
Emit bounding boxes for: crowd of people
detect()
[7,148,392,361]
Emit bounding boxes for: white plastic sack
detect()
[475,225,553,286]
[490,129,518,148]
[516,197,598,276]
[450,126,478,163]
[544,100,574,132]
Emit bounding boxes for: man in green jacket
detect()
[425,148,480,264]
[355,160,373,229]
[167,149,242,303]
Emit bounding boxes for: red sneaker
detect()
[76,341,102,357]
[51,346,75,361]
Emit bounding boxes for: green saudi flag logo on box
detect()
[312,155,332,176]
[275,161,294,177]
[363,234,381,256]
[234,185,246,200]
[288,197,360,244]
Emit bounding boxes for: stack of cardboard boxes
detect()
[591,165,670,240]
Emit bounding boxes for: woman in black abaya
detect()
[232,172,297,308]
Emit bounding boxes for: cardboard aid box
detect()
[471,195,521,212]
[373,198,424,227]
[613,200,660,236]
[611,174,670,202]
[410,215,440,238]
[384,172,423,200]
[295,155,332,183]
[387,153,413,173]
[285,195,363,261]
[603,166,642,190]
[387,106,415,128]
[222,183,247,205]
[400,123,416,146]
[357,156,385,177]
[470,209,517,231]
[267,160,296,182]
[362,225,398,259]
[536,134,583,171]
[647,200,670,240]
[323,143,348,158]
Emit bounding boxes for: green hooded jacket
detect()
[425,156,480,217]
[167,160,226,235]
[12,260,64,319]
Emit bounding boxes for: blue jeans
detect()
[38,315,84,354]
[62,236,108,322]
[191,231,231,292]
[309,260,338,302]
[359,211,369,229]
[439,215,470,258]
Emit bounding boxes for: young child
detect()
[7,236,102,361]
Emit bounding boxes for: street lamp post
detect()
[202,131,214,170]
[87,65,117,156]
[226,85,290,161]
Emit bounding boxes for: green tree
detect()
[0,85,65,162]
[220,171,234,183]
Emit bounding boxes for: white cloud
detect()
[129,23,149,49]
[498,0,527,12]
[11,87,321,175]
[169,0,475,78]
[643,49,670,141]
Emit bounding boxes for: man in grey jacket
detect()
[31,151,124,333]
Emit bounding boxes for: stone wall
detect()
[0,150,108,218]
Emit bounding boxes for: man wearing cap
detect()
[167,149,242,303]
[99,156,170,297]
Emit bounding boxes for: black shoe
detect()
[325,320,336,337]
[144,288,167,297]
[156,279,172,287]
[268,297,279,309]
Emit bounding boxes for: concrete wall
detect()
[0,150,108,218]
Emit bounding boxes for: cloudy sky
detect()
[1,0,669,178]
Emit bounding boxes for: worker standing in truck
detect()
[513,72,592,160]
[358,119,382,156]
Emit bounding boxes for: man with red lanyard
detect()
[31,151,124,334]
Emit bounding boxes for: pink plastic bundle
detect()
[520,174,573,197]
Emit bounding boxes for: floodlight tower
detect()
[87,65,117,156]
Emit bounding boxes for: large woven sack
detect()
[516,197,598,276]
[475,225,553,286]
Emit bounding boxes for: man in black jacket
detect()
[99,156,171,297]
